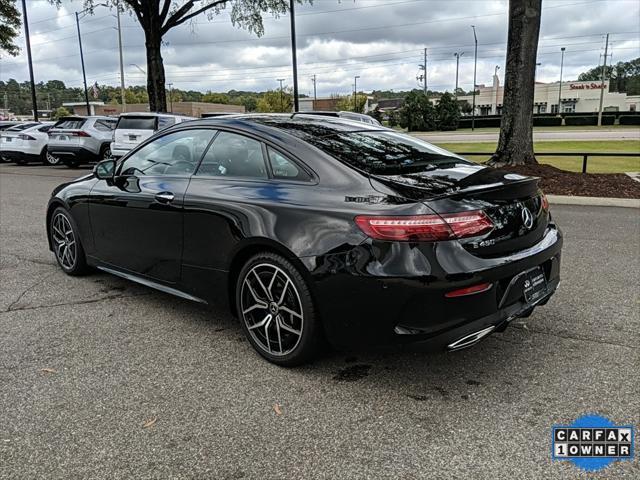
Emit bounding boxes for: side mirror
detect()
[94,159,116,180]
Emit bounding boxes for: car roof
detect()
[119,111,185,118]
[182,113,385,140]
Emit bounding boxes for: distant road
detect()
[413,129,640,143]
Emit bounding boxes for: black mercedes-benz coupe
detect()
[46,114,562,365]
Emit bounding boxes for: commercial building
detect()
[62,101,244,117]
[456,76,639,115]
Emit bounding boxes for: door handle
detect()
[155,192,175,204]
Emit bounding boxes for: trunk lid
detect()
[369,163,549,257]
[113,116,158,149]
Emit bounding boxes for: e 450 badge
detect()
[552,414,635,472]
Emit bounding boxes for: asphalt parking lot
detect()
[1,163,638,479]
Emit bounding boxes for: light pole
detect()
[535,62,541,80]
[354,75,360,112]
[277,78,285,112]
[557,47,565,115]
[75,3,108,116]
[115,1,125,113]
[289,0,299,112]
[21,0,38,121]
[167,82,173,112]
[453,52,464,97]
[471,25,478,131]
[494,65,500,115]
[311,74,317,103]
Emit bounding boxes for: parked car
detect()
[48,116,117,167]
[299,111,382,126]
[0,121,21,131]
[0,122,57,165]
[110,112,194,158]
[46,114,562,366]
[201,112,239,118]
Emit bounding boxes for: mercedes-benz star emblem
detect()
[521,206,534,230]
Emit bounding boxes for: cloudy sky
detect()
[1,0,639,97]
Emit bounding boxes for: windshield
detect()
[54,119,86,130]
[7,123,39,132]
[306,130,468,174]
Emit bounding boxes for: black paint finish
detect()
[46,114,563,350]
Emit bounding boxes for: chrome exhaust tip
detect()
[447,325,496,351]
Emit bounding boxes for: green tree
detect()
[577,57,640,95]
[336,94,366,113]
[371,105,383,123]
[387,110,399,128]
[202,92,230,104]
[0,0,21,56]
[52,106,71,120]
[50,1,308,112]
[399,91,437,132]
[257,89,292,112]
[435,92,460,131]
[489,0,541,166]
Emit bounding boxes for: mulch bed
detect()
[496,164,640,199]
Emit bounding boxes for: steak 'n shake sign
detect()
[569,83,605,90]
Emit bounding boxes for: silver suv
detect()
[48,116,117,168]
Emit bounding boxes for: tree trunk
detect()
[144,27,167,112]
[488,0,542,166]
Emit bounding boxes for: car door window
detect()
[157,116,176,130]
[95,119,117,131]
[267,147,312,181]
[120,129,215,176]
[196,131,268,179]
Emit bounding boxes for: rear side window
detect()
[267,147,311,181]
[94,119,116,131]
[117,116,156,130]
[38,125,52,133]
[54,119,86,129]
[197,131,267,179]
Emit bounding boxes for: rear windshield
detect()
[306,130,468,174]
[117,116,157,130]
[7,123,39,132]
[54,119,86,130]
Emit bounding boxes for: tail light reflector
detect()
[355,210,493,242]
[540,193,549,211]
[445,282,493,298]
[18,134,36,141]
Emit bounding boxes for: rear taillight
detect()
[445,282,493,298]
[541,193,549,211]
[354,210,493,242]
[18,134,36,141]
[75,131,91,137]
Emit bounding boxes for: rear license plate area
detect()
[523,267,547,304]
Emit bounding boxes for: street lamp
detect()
[277,78,285,112]
[75,3,108,116]
[471,25,478,131]
[453,52,464,97]
[167,82,173,113]
[354,75,360,112]
[557,47,566,115]
[289,0,299,112]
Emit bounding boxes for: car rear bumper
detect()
[310,224,563,350]
[110,142,131,158]
[47,146,100,163]
[0,150,42,163]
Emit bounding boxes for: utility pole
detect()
[471,25,478,131]
[557,47,565,115]
[116,1,126,113]
[453,52,464,97]
[277,78,285,112]
[597,34,610,127]
[311,74,317,103]
[21,0,38,121]
[75,11,91,115]
[423,48,427,97]
[354,75,360,112]
[494,65,500,115]
[168,82,173,112]
[289,0,299,112]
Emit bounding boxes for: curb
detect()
[547,194,640,208]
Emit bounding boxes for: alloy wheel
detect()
[46,151,61,165]
[240,263,304,356]
[51,212,77,270]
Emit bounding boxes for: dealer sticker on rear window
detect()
[552,414,634,472]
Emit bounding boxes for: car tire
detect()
[236,252,321,366]
[65,159,80,168]
[99,144,111,160]
[42,148,61,166]
[49,207,90,276]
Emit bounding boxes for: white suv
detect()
[110,112,195,158]
[48,116,117,168]
[0,122,58,165]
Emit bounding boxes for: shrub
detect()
[533,116,562,126]
[619,115,640,125]
[436,92,460,130]
[565,116,598,126]
[601,115,615,125]
[398,91,437,131]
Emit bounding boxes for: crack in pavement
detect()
[5,271,58,312]
[1,252,56,267]
[1,291,155,314]
[510,324,637,350]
